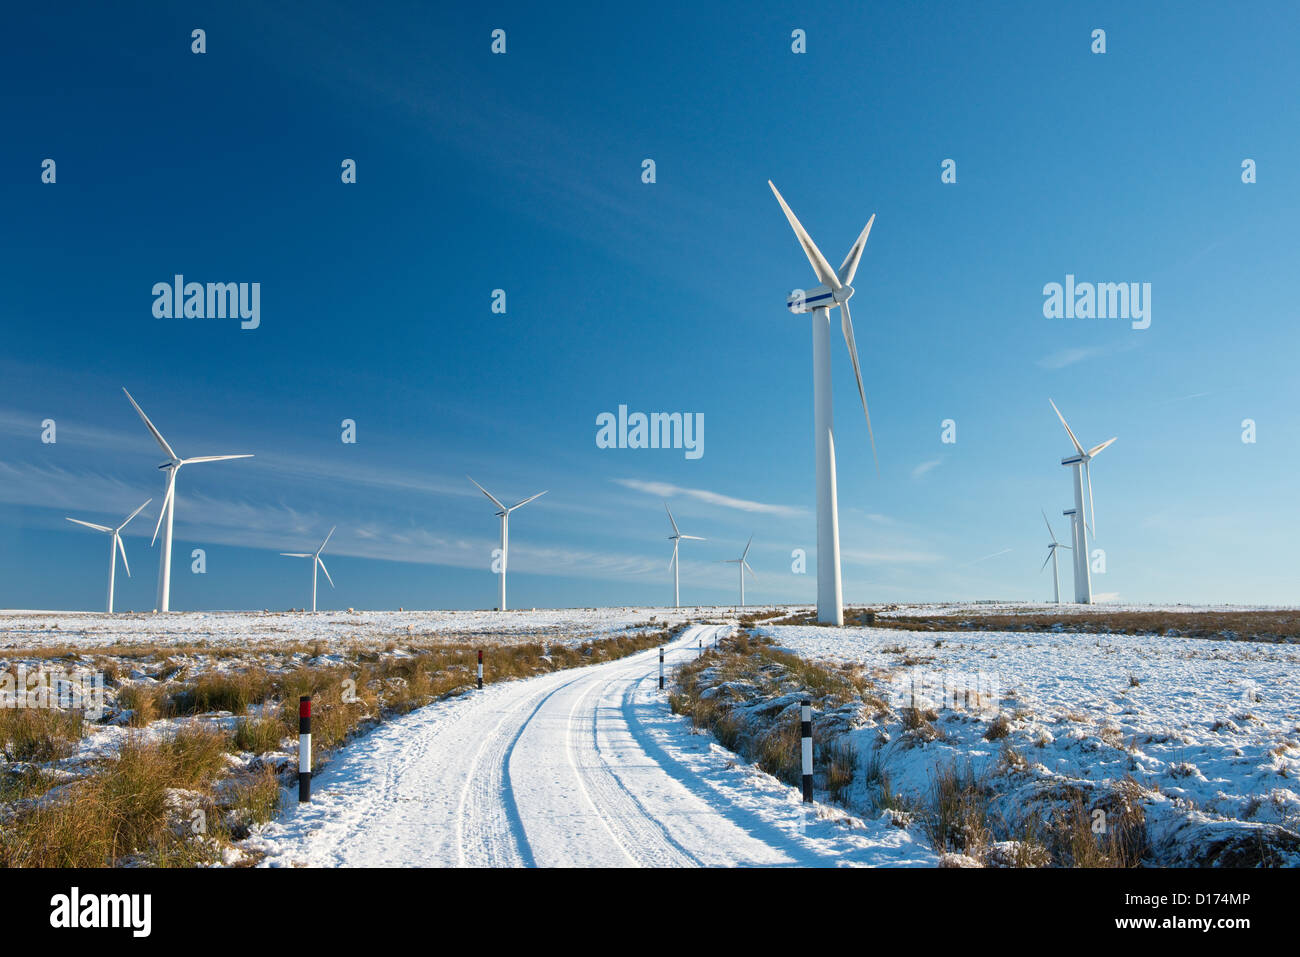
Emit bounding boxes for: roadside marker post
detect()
[800,699,813,803]
[477,650,484,690]
[698,637,702,659]
[659,647,665,691]
[298,696,312,803]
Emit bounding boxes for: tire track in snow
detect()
[567,663,701,867]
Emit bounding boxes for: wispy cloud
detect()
[612,478,805,518]
[1037,339,1140,370]
[911,459,942,479]
[841,547,944,565]
[963,547,1011,566]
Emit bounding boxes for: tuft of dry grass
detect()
[232,715,288,755]
[984,713,1012,741]
[923,763,991,857]
[0,706,85,761]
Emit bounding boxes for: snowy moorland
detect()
[754,616,1300,865]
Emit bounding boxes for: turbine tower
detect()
[665,503,704,609]
[66,499,152,613]
[769,181,878,626]
[468,476,546,612]
[280,526,336,613]
[1048,399,1115,604]
[123,388,253,613]
[1039,509,1071,605]
[722,534,756,609]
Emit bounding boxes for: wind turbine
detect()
[1048,399,1116,604]
[665,504,704,609]
[123,388,254,613]
[769,181,878,626]
[66,499,152,613]
[722,534,756,609]
[1039,510,1072,605]
[280,526,336,613]
[468,477,546,611]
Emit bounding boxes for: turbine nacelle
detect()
[786,283,853,313]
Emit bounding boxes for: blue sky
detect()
[2,0,1297,611]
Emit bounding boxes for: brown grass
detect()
[787,607,1300,645]
[0,706,85,761]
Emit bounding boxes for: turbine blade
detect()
[1040,550,1053,572]
[768,181,842,291]
[119,498,153,531]
[741,534,753,562]
[841,299,879,474]
[1087,437,1117,458]
[181,454,254,464]
[151,472,176,547]
[123,388,179,461]
[117,534,131,578]
[1048,399,1085,455]
[680,535,706,541]
[837,214,876,286]
[743,560,756,578]
[280,553,312,558]
[317,557,335,589]
[508,490,547,511]
[319,525,336,553]
[1041,509,1057,543]
[467,476,506,511]
[664,503,680,536]
[668,549,676,571]
[66,517,113,533]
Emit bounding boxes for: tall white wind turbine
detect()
[123,388,254,613]
[468,476,546,612]
[66,499,152,613]
[665,503,705,609]
[1048,399,1116,604]
[722,534,756,609]
[769,181,878,626]
[1039,510,1072,605]
[280,526,336,613]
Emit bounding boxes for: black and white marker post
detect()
[298,695,312,803]
[659,647,665,690]
[800,699,813,803]
[477,650,484,690]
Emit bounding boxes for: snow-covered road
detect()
[251,623,933,867]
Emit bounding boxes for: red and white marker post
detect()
[477,650,484,690]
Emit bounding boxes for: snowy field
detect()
[759,620,1300,863]
[875,601,1300,618]
[0,606,719,653]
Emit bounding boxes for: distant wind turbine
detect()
[468,476,546,611]
[665,503,704,609]
[769,181,878,626]
[1040,510,1072,605]
[722,534,756,609]
[123,388,253,612]
[280,526,336,613]
[1048,399,1116,604]
[66,499,152,613]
